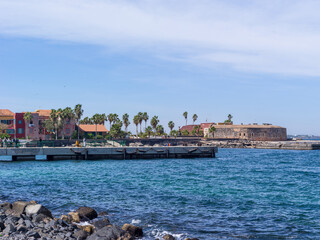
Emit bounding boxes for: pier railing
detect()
[0,139,127,148]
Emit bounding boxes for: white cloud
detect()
[1,0,320,76]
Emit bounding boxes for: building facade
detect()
[0,109,76,140]
[78,124,108,137]
[0,109,15,137]
[181,123,287,141]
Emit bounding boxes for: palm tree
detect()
[23,112,33,140]
[107,113,116,131]
[225,114,233,124]
[145,126,153,138]
[137,112,143,133]
[44,119,54,138]
[209,126,216,138]
[151,116,159,133]
[133,115,140,136]
[122,113,130,132]
[192,114,198,124]
[193,125,201,136]
[50,109,58,140]
[156,125,164,136]
[74,104,83,140]
[56,108,66,139]
[80,117,92,124]
[92,114,104,139]
[183,111,188,125]
[65,107,75,139]
[168,121,175,133]
[0,123,8,135]
[142,112,149,131]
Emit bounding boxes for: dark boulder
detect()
[76,207,98,220]
[74,229,89,240]
[92,218,111,230]
[122,223,143,237]
[87,225,126,240]
[0,221,5,231]
[33,213,51,223]
[98,211,108,216]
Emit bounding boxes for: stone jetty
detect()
[203,140,320,150]
[0,201,199,240]
[0,146,217,161]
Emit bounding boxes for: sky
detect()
[1,0,320,135]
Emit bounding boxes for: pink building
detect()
[35,109,76,140]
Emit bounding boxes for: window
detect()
[66,128,70,134]
[18,120,22,124]
[18,128,23,134]
[6,129,14,134]
[29,128,33,134]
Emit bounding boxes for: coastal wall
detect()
[209,125,287,141]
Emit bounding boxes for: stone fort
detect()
[203,124,287,141]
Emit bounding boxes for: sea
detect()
[0,148,320,239]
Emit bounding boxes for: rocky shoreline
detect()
[0,201,199,240]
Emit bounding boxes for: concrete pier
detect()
[0,146,218,161]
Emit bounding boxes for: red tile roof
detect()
[79,124,109,132]
[35,110,51,117]
[200,123,215,129]
[180,125,199,132]
[0,109,14,116]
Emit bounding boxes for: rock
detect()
[0,221,5,231]
[27,231,41,238]
[29,200,37,204]
[163,234,175,240]
[76,207,98,220]
[79,224,94,234]
[92,218,111,230]
[12,201,29,215]
[3,223,16,234]
[0,202,12,211]
[74,230,88,240]
[122,224,143,237]
[61,214,72,223]
[68,211,80,223]
[34,213,51,223]
[185,238,200,240]
[25,219,35,228]
[25,204,53,218]
[98,211,108,216]
[87,225,126,240]
[119,232,134,240]
[17,225,28,233]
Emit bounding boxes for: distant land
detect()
[288,135,320,140]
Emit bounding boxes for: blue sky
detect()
[1,0,320,135]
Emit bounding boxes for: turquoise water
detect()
[1,149,320,239]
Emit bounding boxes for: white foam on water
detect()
[151,229,187,240]
[77,221,91,226]
[131,219,142,225]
